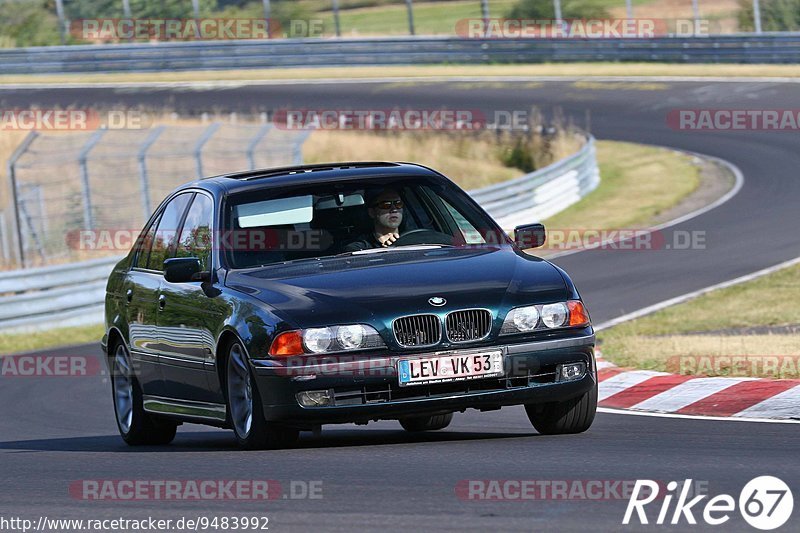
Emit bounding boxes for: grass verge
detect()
[0,323,104,356]
[599,262,800,377]
[2,63,800,86]
[541,140,701,242]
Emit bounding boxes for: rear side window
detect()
[175,194,214,271]
[147,193,192,271]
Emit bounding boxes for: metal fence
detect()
[2,34,800,75]
[2,122,311,268]
[0,134,600,333]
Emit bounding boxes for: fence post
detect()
[6,131,39,268]
[332,0,341,37]
[405,0,415,36]
[753,0,763,34]
[195,123,220,179]
[137,126,165,221]
[55,0,66,44]
[247,123,273,170]
[78,129,106,232]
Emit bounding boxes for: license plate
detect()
[397,350,504,387]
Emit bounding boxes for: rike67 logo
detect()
[623,476,794,530]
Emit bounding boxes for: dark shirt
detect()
[342,232,384,252]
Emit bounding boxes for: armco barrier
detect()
[471,136,599,229]
[0,137,599,333]
[1,34,800,74]
[0,256,122,332]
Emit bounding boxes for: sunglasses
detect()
[372,200,404,210]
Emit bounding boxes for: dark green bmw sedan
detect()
[102,162,597,449]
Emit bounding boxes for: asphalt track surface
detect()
[1,80,798,531]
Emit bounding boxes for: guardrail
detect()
[471,136,599,229]
[0,137,599,333]
[1,34,800,74]
[0,256,121,332]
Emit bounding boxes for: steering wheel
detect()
[391,229,453,247]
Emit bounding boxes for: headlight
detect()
[270,324,385,357]
[336,324,365,349]
[303,327,334,353]
[541,303,568,328]
[500,305,540,334]
[500,300,590,335]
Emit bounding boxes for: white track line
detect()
[595,254,800,331]
[597,407,800,424]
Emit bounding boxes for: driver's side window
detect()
[146,193,192,271]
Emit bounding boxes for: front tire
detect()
[225,341,298,450]
[525,383,597,435]
[110,342,177,446]
[399,412,453,432]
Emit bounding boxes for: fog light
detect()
[557,362,586,382]
[297,390,333,407]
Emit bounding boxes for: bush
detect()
[507,0,611,20]
[0,0,62,47]
[738,0,800,31]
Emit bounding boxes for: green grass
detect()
[603,263,800,337]
[599,262,800,374]
[543,140,701,231]
[0,324,103,356]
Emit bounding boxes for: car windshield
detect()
[223,177,506,269]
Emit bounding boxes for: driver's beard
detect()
[377,212,402,230]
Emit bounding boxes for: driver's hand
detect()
[380,232,400,247]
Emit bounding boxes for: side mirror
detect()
[514,223,546,249]
[163,257,206,283]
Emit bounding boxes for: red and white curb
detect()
[595,357,800,420]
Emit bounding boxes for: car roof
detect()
[179,162,449,196]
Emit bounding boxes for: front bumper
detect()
[251,332,596,425]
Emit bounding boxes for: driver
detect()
[343,188,404,252]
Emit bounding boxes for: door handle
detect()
[125,289,133,303]
[158,294,166,310]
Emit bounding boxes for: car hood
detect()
[225,246,570,329]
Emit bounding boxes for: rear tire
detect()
[525,383,597,435]
[110,341,177,446]
[225,341,299,450]
[399,412,453,432]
